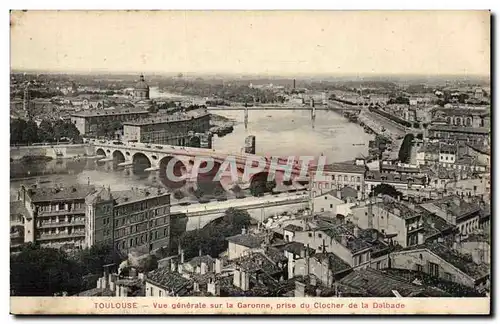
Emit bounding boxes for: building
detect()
[310,160,366,199]
[145,268,192,297]
[294,252,352,286]
[427,125,490,146]
[18,184,95,249]
[133,74,150,100]
[312,189,357,216]
[419,195,481,238]
[85,187,171,254]
[122,110,211,146]
[364,170,426,198]
[70,108,149,136]
[351,197,425,248]
[431,107,490,128]
[225,230,267,260]
[292,224,373,269]
[390,242,490,293]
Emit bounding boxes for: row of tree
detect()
[10,118,82,145]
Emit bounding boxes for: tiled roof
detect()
[187,255,215,269]
[375,200,422,220]
[226,233,265,249]
[425,243,489,280]
[27,184,95,203]
[317,163,366,174]
[146,268,191,293]
[421,195,480,222]
[232,252,282,275]
[112,189,168,206]
[339,268,444,297]
[283,224,304,232]
[313,253,352,274]
[322,225,372,253]
[281,242,316,256]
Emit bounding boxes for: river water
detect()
[10,88,373,198]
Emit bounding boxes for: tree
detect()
[10,244,84,296]
[138,255,158,273]
[398,133,414,163]
[10,119,27,145]
[23,120,39,145]
[178,208,252,260]
[72,244,121,276]
[266,179,277,193]
[370,183,402,199]
[38,119,54,142]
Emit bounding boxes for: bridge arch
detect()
[158,156,187,189]
[249,171,276,197]
[112,150,126,169]
[132,152,152,175]
[96,148,106,156]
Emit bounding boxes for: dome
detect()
[135,74,149,90]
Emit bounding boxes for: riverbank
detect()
[209,113,236,137]
[10,144,93,161]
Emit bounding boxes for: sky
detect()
[10,10,491,76]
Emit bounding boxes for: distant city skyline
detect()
[11,11,490,76]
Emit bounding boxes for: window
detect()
[331,175,335,180]
[443,272,453,281]
[376,261,381,270]
[428,262,439,277]
[159,290,163,297]
[318,233,322,238]
[308,233,312,238]
[330,204,333,208]
[357,176,361,183]
[344,176,348,182]
[416,264,423,272]
[324,196,327,200]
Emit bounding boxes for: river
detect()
[10,88,373,198]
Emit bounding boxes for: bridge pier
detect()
[244,107,248,129]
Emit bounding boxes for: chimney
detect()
[180,250,185,264]
[372,230,378,241]
[336,190,342,200]
[341,235,347,246]
[200,262,207,275]
[241,227,247,235]
[316,288,322,297]
[241,270,250,291]
[177,263,183,274]
[215,258,222,274]
[300,247,306,258]
[294,281,306,297]
[199,248,202,257]
[233,269,241,288]
[305,244,310,276]
[310,275,317,286]
[207,278,220,296]
[171,260,177,273]
[353,227,360,238]
[193,281,200,292]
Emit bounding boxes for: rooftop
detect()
[226,233,266,249]
[375,199,423,220]
[420,195,480,222]
[123,111,209,126]
[112,188,169,206]
[281,242,316,256]
[415,243,490,281]
[186,255,215,269]
[312,162,366,175]
[322,224,372,253]
[366,170,426,185]
[339,268,448,297]
[71,108,148,118]
[232,251,282,275]
[312,252,352,275]
[146,268,191,294]
[25,184,95,203]
[428,125,490,135]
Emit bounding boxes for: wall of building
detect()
[294,257,334,286]
[227,241,251,260]
[391,249,476,288]
[145,281,169,297]
[310,171,365,198]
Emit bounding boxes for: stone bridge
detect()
[170,194,309,231]
[90,140,312,192]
